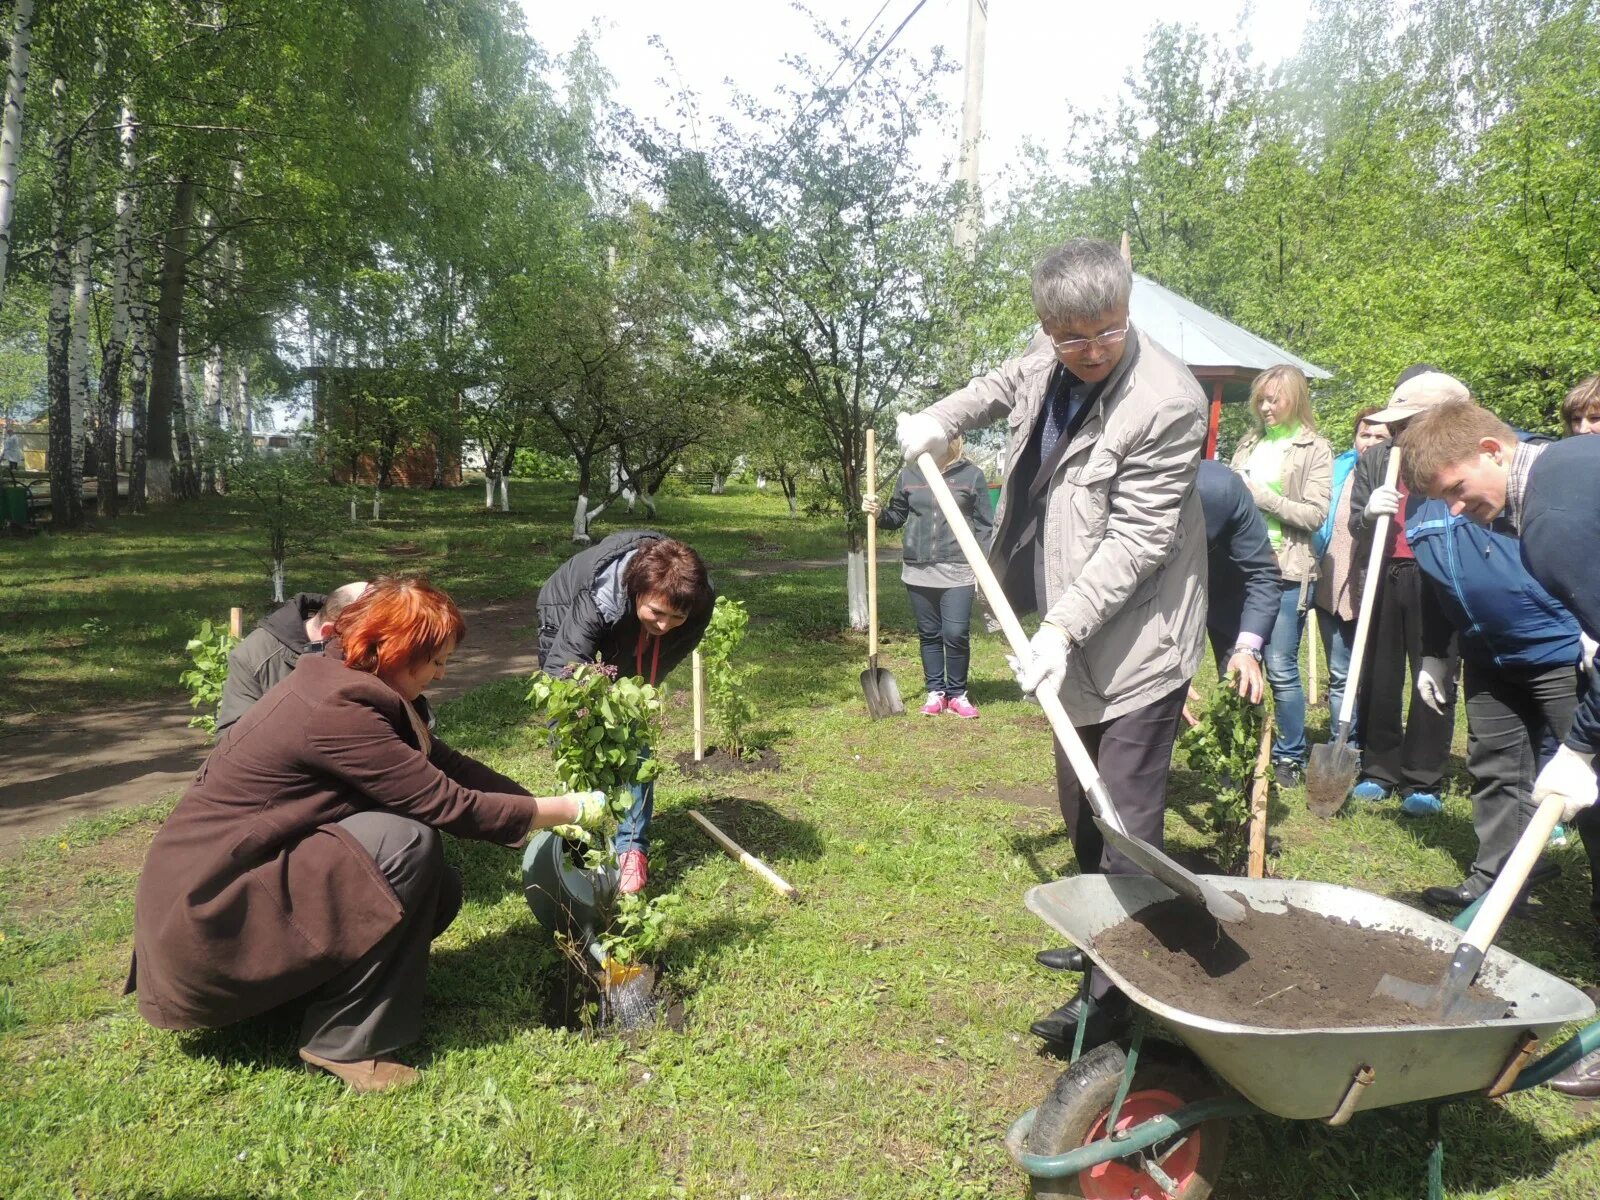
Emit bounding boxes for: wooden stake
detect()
[687,809,798,900]
[1247,713,1275,879]
[228,606,244,639]
[691,650,705,762]
[1307,617,1321,706]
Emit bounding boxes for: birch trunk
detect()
[46,93,81,528]
[0,0,34,306]
[129,312,148,511]
[145,176,194,504]
[68,207,91,518]
[202,330,222,493]
[94,108,134,517]
[174,335,198,498]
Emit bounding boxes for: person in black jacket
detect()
[1195,459,1279,703]
[1402,401,1600,1097]
[863,438,993,717]
[535,531,715,893]
[216,583,368,733]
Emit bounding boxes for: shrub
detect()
[1176,683,1267,872]
[701,596,760,759]
[179,619,238,738]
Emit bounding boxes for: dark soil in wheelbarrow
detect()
[1093,899,1507,1029]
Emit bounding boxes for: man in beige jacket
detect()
[898,238,1207,1053]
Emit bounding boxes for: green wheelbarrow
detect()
[1005,874,1600,1200]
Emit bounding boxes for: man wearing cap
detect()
[1343,368,1465,814]
[1398,398,1600,1098]
[896,238,1208,1055]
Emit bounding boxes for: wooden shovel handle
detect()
[915,452,1125,834]
[1336,448,1403,732]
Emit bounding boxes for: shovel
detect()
[1373,790,1566,1022]
[1307,447,1402,817]
[915,452,1247,924]
[860,429,905,719]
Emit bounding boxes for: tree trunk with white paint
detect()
[483,473,495,508]
[0,0,35,306]
[571,492,591,543]
[711,472,725,495]
[785,483,798,517]
[846,549,868,630]
[497,474,509,512]
[371,483,381,521]
[271,558,285,603]
[349,493,358,523]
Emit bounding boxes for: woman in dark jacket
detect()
[863,437,994,717]
[535,531,716,894]
[130,576,602,1093]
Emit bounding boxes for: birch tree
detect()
[0,0,35,305]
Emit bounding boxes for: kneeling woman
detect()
[128,576,602,1092]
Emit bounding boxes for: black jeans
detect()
[1461,661,1579,893]
[1053,682,1190,999]
[905,583,975,696]
[1355,559,1457,794]
[299,812,463,1061]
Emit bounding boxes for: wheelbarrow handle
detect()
[914,451,1127,835]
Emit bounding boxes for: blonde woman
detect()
[863,435,994,717]
[1231,365,1332,785]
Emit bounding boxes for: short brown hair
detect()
[336,575,466,675]
[1354,404,1383,427]
[623,538,713,617]
[1398,400,1517,492]
[1561,374,1600,434]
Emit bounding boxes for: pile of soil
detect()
[672,747,781,776]
[1093,899,1508,1029]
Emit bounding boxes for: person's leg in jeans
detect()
[1317,608,1358,747]
[1053,683,1190,1001]
[939,584,976,698]
[613,745,654,857]
[1266,581,1309,767]
[300,811,463,1062]
[904,584,948,697]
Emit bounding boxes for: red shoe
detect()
[920,692,945,716]
[945,693,979,719]
[617,848,648,895]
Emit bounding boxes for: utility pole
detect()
[954,0,987,253]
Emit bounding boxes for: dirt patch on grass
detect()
[1094,898,1505,1028]
[3,821,157,924]
[988,783,1057,809]
[673,747,782,776]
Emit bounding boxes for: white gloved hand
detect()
[1580,633,1597,675]
[551,790,609,839]
[1007,624,1070,696]
[1364,484,1402,521]
[896,411,948,464]
[861,495,881,516]
[1533,745,1598,823]
[1416,656,1452,715]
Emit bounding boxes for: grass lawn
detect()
[2,479,1598,1198]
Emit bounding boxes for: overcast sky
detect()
[523,0,1314,188]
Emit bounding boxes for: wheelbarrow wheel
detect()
[1028,1042,1230,1200]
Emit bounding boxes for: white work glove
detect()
[861,495,881,516]
[1007,624,1070,697]
[896,411,948,465]
[1363,484,1402,521]
[1416,656,1453,715]
[1580,633,1597,675]
[552,789,609,839]
[1533,745,1599,823]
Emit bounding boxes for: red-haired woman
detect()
[129,576,604,1093]
[536,531,716,893]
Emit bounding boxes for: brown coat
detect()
[129,652,537,1031]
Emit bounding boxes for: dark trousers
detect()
[1462,661,1578,893]
[1054,683,1190,999]
[299,811,463,1061]
[1355,559,1457,794]
[905,583,976,696]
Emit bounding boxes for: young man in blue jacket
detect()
[1403,400,1600,1098]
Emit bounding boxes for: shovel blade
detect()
[1306,741,1360,818]
[1093,816,1249,924]
[860,661,904,719]
[1374,972,1509,1023]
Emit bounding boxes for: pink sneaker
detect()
[920,692,945,716]
[617,848,648,895]
[945,693,978,719]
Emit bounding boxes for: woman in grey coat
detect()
[863,437,994,717]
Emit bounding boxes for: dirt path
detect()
[0,595,544,856]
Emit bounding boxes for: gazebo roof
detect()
[1132,273,1331,380]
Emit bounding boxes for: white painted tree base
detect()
[846,550,868,630]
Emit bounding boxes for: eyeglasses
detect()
[1050,327,1128,358]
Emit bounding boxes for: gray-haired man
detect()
[898,238,1208,1053]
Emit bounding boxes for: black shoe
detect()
[1273,759,1303,788]
[1035,947,1086,973]
[1029,991,1132,1054]
[1422,862,1562,911]
[1548,1048,1600,1098]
